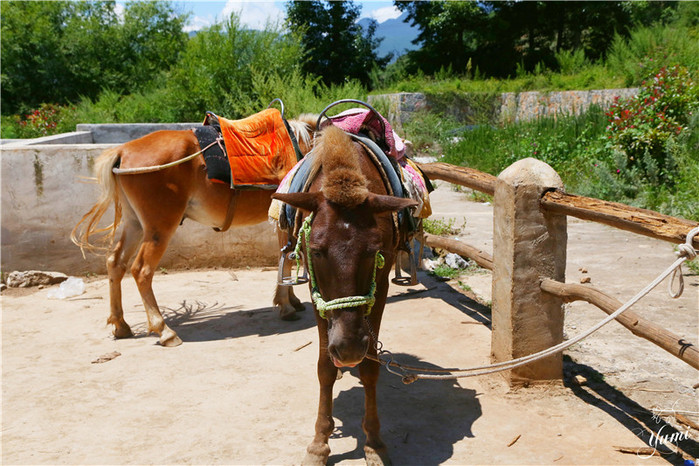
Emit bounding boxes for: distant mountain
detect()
[358,12,419,61]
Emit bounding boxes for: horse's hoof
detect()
[364,445,391,466]
[292,300,306,312]
[112,324,134,339]
[293,303,306,313]
[280,308,300,321]
[159,331,183,347]
[302,444,330,466]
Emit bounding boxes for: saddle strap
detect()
[213,189,240,233]
[282,118,305,162]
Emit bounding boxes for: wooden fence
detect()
[418,159,698,385]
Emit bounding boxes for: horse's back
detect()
[119,130,200,168]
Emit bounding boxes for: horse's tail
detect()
[70,146,123,256]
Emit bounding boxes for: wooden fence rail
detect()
[541,279,699,370]
[417,159,698,384]
[419,162,699,249]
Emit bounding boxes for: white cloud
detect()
[114,2,125,20]
[221,0,284,30]
[184,15,216,33]
[369,5,401,23]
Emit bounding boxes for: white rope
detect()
[112,138,222,175]
[380,226,699,383]
[669,240,697,298]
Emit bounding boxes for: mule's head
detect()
[274,126,416,367]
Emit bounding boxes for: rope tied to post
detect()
[367,225,699,384]
[668,226,698,299]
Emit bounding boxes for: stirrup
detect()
[392,249,418,286]
[277,248,309,286]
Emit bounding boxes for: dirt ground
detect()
[2,183,698,465]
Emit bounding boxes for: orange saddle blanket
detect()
[216,108,297,188]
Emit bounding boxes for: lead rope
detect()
[366,226,699,384]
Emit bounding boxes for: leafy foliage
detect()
[163,15,305,121]
[0,1,188,114]
[393,0,646,78]
[605,65,698,183]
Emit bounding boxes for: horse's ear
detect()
[365,193,418,213]
[272,192,323,213]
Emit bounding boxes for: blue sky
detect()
[168,0,402,32]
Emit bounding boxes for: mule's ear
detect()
[272,192,323,213]
[365,193,418,214]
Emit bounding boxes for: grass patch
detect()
[430,264,463,279]
[423,217,465,236]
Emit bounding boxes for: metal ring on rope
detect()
[367,225,699,384]
[267,98,285,119]
[315,99,386,137]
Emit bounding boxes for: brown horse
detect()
[273,125,416,465]
[72,114,315,347]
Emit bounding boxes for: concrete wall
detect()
[1,143,279,275]
[368,88,639,128]
[76,123,199,144]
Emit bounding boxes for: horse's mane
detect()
[314,125,369,208]
[288,113,316,149]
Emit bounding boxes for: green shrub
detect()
[606,24,699,87]
[605,65,698,183]
[423,217,464,236]
[4,103,81,138]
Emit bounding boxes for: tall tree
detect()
[394,0,674,78]
[285,0,390,86]
[0,1,188,114]
[394,1,486,75]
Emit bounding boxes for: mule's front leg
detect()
[359,357,391,466]
[303,335,337,465]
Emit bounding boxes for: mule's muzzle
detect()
[328,331,370,368]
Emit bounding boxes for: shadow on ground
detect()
[128,299,316,343]
[324,354,482,466]
[564,357,699,465]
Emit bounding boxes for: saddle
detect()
[195,108,303,189]
[270,107,434,286]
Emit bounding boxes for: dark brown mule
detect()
[273,126,416,465]
[72,115,315,347]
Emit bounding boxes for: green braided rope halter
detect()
[295,213,385,319]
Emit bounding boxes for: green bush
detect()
[605,65,698,183]
[606,23,699,87]
[163,15,305,121]
[5,103,79,138]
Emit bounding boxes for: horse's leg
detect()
[130,226,181,347]
[274,284,302,320]
[359,355,391,466]
[106,217,143,338]
[303,325,337,465]
[273,229,306,320]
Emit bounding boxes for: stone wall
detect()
[368,88,638,129]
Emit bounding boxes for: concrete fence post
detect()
[491,158,568,385]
